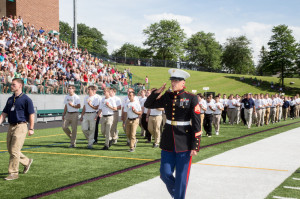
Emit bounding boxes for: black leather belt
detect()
[10,122,27,126]
[103,115,113,117]
[128,118,138,120]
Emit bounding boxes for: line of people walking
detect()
[198,92,300,137]
[61,86,164,152]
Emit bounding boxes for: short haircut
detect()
[88,85,97,90]
[12,78,24,87]
[128,91,135,96]
[68,85,75,89]
[104,88,110,93]
[110,88,117,93]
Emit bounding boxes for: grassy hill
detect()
[115,65,300,96]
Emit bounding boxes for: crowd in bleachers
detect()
[0,15,134,95]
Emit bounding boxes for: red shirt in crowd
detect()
[83,74,88,82]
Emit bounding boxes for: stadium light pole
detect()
[73,0,77,48]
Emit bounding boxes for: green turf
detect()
[116,64,300,96]
[266,167,300,199]
[0,119,299,199]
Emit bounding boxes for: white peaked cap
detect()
[168,69,190,81]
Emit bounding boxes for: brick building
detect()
[0,0,59,32]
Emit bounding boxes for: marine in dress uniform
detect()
[144,69,201,199]
[0,78,34,180]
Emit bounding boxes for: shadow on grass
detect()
[224,76,300,96]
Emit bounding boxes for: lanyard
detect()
[13,92,24,105]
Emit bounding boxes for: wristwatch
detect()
[29,128,34,130]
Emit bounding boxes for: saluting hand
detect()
[155,83,167,94]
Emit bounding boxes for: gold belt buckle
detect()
[171,121,177,125]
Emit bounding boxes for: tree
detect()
[59,21,108,56]
[112,43,143,58]
[59,21,72,44]
[296,43,300,77]
[143,20,186,66]
[221,36,255,74]
[266,25,298,87]
[256,46,269,76]
[185,31,222,70]
[77,23,108,56]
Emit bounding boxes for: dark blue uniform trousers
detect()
[160,150,192,199]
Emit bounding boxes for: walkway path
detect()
[99,127,300,199]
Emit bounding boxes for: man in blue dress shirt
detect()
[0,78,35,180]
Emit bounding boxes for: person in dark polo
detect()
[0,78,35,180]
[144,69,201,199]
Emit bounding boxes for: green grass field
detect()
[0,119,299,199]
[116,64,300,96]
[266,167,300,199]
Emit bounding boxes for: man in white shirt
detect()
[227,94,237,125]
[264,93,272,125]
[109,88,122,144]
[204,96,215,137]
[270,95,277,124]
[213,96,224,135]
[275,94,280,122]
[62,85,81,148]
[234,94,241,124]
[197,93,207,132]
[96,88,117,150]
[147,108,163,148]
[139,90,147,137]
[93,93,102,144]
[121,88,140,145]
[221,94,228,124]
[254,94,263,127]
[124,91,142,152]
[295,94,300,118]
[277,95,284,122]
[80,85,100,149]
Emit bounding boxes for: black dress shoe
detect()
[102,146,109,150]
[109,140,113,147]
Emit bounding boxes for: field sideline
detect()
[0,118,299,198]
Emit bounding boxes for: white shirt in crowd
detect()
[112,95,122,108]
[64,94,81,112]
[271,99,277,108]
[255,99,263,109]
[150,109,162,116]
[205,101,215,114]
[199,99,207,114]
[122,95,139,107]
[139,97,148,114]
[99,97,117,115]
[124,101,141,119]
[84,95,101,113]
[227,99,237,108]
[214,102,224,115]
[261,98,267,108]
[220,98,228,107]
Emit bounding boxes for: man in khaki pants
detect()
[213,96,224,135]
[97,88,117,150]
[80,85,100,149]
[242,93,255,129]
[0,78,34,180]
[62,85,81,148]
[147,108,163,148]
[227,94,237,125]
[197,94,207,132]
[124,92,142,152]
[110,88,122,144]
[264,93,272,125]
